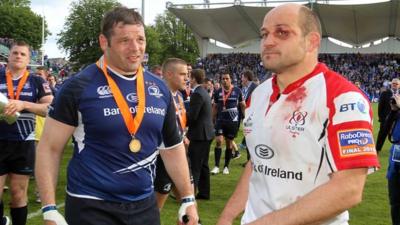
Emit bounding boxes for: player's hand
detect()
[178,196,198,225]
[4,99,24,116]
[42,205,68,225]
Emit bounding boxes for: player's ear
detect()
[99,34,108,52]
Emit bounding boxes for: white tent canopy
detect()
[168,0,400,55]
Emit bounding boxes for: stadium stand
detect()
[196,53,400,102]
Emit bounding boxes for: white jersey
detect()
[242,63,379,225]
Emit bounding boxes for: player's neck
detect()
[8,66,26,79]
[223,85,232,91]
[276,59,318,91]
[167,82,179,95]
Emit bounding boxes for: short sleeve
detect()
[326,91,379,171]
[159,93,182,149]
[32,76,52,100]
[48,78,83,127]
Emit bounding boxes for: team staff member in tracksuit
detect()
[211,72,245,175]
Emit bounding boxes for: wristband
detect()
[42,204,57,213]
[181,195,195,204]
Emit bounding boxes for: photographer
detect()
[377,78,400,152]
[386,94,400,225]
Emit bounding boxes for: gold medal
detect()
[97,57,146,155]
[129,137,141,153]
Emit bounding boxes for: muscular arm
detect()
[161,143,193,198]
[36,117,75,206]
[161,143,198,224]
[217,161,252,225]
[248,168,368,225]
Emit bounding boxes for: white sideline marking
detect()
[27,203,65,219]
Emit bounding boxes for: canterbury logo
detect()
[97,85,112,96]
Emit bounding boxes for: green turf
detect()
[2,103,391,224]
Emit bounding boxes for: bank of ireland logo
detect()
[255,144,274,159]
[148,85,163,98]
[126,93,137,103]
[97,85,112,98]
[286,110,308,137]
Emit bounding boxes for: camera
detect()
[391,97,397,105]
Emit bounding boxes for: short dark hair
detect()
[299,6,322,36]
[191,69,205,84]
[220,72,232,82]
[161,58,187,74]
[10,40,31,54]
[242,70,254,81]
[101,7,144,44]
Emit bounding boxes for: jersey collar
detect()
[272,63,328,95]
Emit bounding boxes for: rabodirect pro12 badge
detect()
[337,129,375,157]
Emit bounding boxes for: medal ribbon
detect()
[96,57,145,138]
[173,93,186,130]
[185,86,191,99]
[222,86,233,109]
[6,70,29,100]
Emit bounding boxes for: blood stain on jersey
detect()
[286,86,307,104]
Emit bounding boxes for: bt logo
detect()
[339,101,367,114]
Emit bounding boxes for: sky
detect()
[29,0,389,58]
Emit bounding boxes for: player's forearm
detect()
[217,162,252,224]
[35,141,63,206]
[161,144,193,198]
[248,168,367,225]
[23,101,51,117]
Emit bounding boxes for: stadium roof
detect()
[168,0,400,48]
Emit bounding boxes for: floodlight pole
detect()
[142,0,145,24]
[41,10,44,66]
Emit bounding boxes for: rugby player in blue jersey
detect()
[155,58,191,210]
[211,72,246,175]
[0,41,53,225]
[35,7,198,225]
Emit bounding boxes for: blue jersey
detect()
[0,70,51,141]
[213,86,243,122]
[48,64,182,202]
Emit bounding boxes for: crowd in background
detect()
[195,53,270,86]
[320,53,400,101]
[194,53,400,102]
